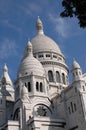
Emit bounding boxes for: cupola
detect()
[71,59,82,82]
[17,41,45,77]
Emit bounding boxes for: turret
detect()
[71,59,82,82]
[17,41,47,98]
[1,64,14,101]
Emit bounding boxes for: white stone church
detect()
[0,17,86,130]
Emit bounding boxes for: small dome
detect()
[18,41,45,77]
[72,60,81,70]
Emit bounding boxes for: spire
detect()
[3,64,8,73]
[1,64,14,101]
[27,41,33,56]
[2,64,13,86]
[36,16,44,35]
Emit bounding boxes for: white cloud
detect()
[0,19,21,33]
[19,2,41,16]
[49,14,70,38]
[19,5,32,16]
[0,39,17,59]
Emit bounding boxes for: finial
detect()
[36,16,44,35]
[27,41,33,56]
[3,64,8,72]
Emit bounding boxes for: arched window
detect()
[56,71,60,83]
[36,82,39,91]
[71,102,74,113]
[74,103,77,111]
[62,73,66,84]
[28,82,31,92]
[68,107,71,114]
[76,72,78,75]
[13,108,20,120]
[79,71,81,75]
[25,82,27,87]
[0,99,2,104]
[82,86,85,91]
[48,70,54,82]
[15,86,19,100]
[66,75,68,85]
[40,82,43,92]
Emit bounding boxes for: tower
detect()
[31,17,69,98]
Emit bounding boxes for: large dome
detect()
[31,34,62,55]
[18,41,45,77]
[31,17,63,56]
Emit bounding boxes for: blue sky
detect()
[0,0,86,82]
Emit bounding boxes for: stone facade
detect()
[0,17,86,130]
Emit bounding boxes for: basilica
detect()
[0,17,86,130]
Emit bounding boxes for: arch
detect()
[48,70,54,82]
[56,71,60,83]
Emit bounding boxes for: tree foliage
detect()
[60,0,86,28]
